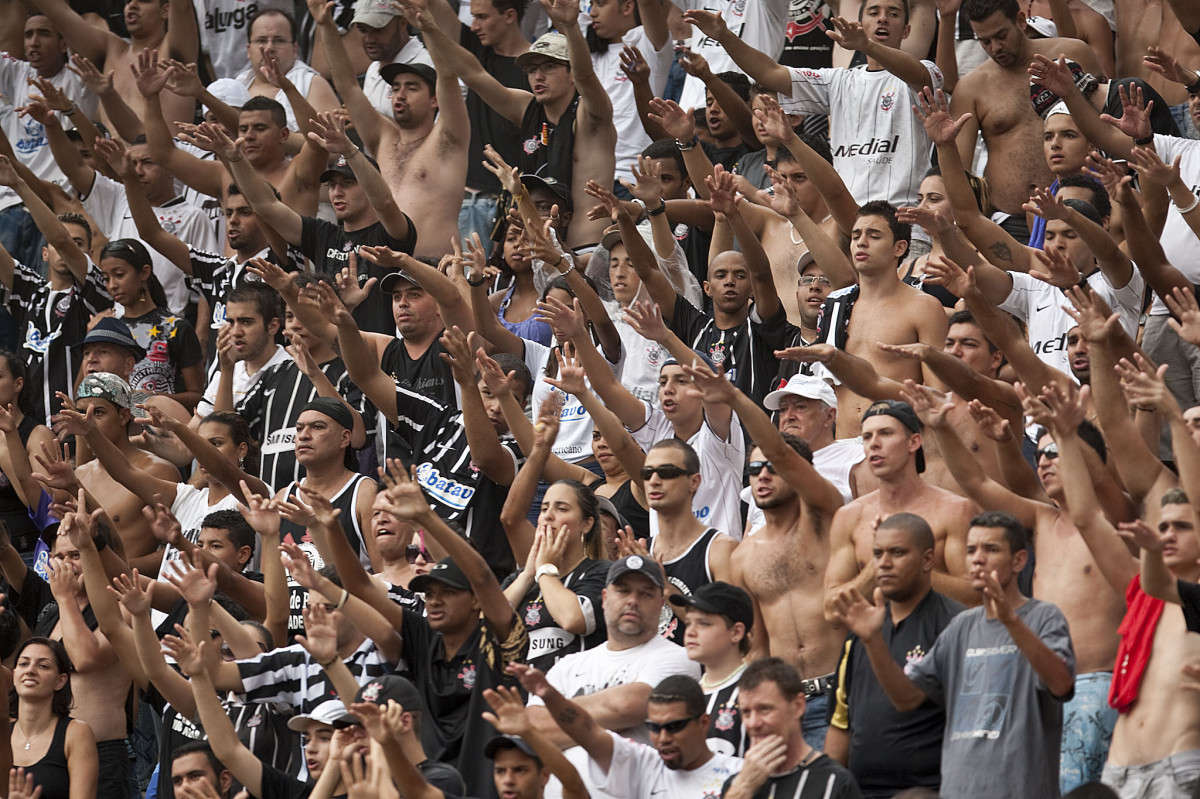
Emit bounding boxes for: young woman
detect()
[0,353,56,556]
[97,239,205,411]
[10,637,98,799]
[487,224,553,347]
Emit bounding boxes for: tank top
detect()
[605,479,650,541]
[518,93,580,186]
[0,415,40,550]
[14,716,71,799]
[498,286,553,347]
[653,527,720,644]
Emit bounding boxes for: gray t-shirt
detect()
[905,598,1075,799]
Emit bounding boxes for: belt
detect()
[463,189,499,201]
[801,673,836,697]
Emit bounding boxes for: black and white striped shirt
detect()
[720,753,861,799]
[236,638,394,714]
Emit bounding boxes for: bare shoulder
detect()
[66,718,97,744]
[137,450,183,481]
[1039,36,1100,66]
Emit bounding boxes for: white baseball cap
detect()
[763,373,837,411]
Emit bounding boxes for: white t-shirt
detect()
[592,28,673,180]
[629,402,745,539]
[234,60,320,133]
[198,344,293,418]
[784,62,941,209]
[1149,134,1200,315]
[525,339,619,463]
[197,0,294,79]
[0,55,96,212]
[363,38,434,120]
[615,320,667,405]
[672,0,789,110]
[590,732,743,799]
[999,268,1143,376]
[741,436,862,536]
[81,175,221,313]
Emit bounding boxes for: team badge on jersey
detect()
[525,602,543,627]
[715,706,736,731]
[458,664,477,688]
[880,88,896,112]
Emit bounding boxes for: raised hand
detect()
[896,202,952,235]
[507,662,554,698]
[439,325,480,385]
[108,569,153,617]
[900,379,954,429]
[297,484,343,530]
[160,626,207,678]
[476,348,521,398]
[979,568,1015,623]
[239,483,282,536]
[295,601,340,666]
[1129,146,1182,187]
[9,767,43,799]
[306,0,335,25]
[676,48,712,80]
[31,439,80,493]
[706,165,739,217]
[17,98,54,125]
[68,54,115,97]
[27,76,73,113]
[534,295,585,340]
[482,144,522,196]
[379,459,432,523]
[540,0,581,28]
[164,552,220,608]
[913,87,971,148]
[922,256,976,298]
[162,60,204,97]
[543,344,587,397]
[967,399,1013,442]
[1099,81,1152,141]
[1062,285,1121,343]
[481,685,533,737]
[245,256,295,293]
[681,9,729,39]
[647,97,696,142]
[280,539,321,589]
[584,179,624,223]
[773,342,836,364]
[753,94,795,145]
[1022,186,1071,221]
[877,341,934,362]
[335,252,378,312]
[619,45,651,86]
[531,391,564,451]
[826,16,870,50]
[130,48,170,97]
[303,277,355,328]
[1027,55,1078,100]
[1028,245,1082,290]
[1115,353,1178,417]
[0,157,20,189]
[622,155,665,204]
[681,358,735,405]
[187,121,243,161]
[1036,380,1090,436]
[1167,286,1200,346]
[622,300,671,344]
[832,586,886,640]
[1115,518,1169,552]
[1144,45,1193,87]
[307,111,356,155]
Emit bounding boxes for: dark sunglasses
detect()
[1036,443,1059,461]
[747,460,777,476]
[405,544,431,564]
[645,715,699,735]
[640,465,693,481]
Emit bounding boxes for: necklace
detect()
[17,720,53,750]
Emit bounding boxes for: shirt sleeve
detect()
[79,174,124,236]
[904,616,953,705]
[997,271,1038,324]
[169,317,204,370]
[589,733,660,799]
[236,649,307,706]
[784,66,835,115]
[1026,602,1075,698]
[1180,580,1200,634]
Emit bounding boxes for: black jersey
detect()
[654,527,721,644]
[704,667,748,757]
[720,753,862,799]
[504,557,610,672]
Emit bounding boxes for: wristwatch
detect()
[535,564,561,582]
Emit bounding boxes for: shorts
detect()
[1103,749,1200,799]
[1061,672,1118,794]
[97,738,135,799]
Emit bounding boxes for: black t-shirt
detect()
[401,610,529,798]
[461,27,527,194]
[834,590,965,798]
[518,94,579,187]
[702,140,752,172]
[670,296,791,406]
[259,763,316,799]
[721,753,862,799]
[380,336,456,407]
[1179,579,1200,633]
[704,672,747,757]
[777,2,834,69]
[298,216,417,335]
[502,557,609,672]
[123,306,204,396]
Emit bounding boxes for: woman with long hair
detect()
[486,223,553,347]
[9,637,97,799]
[0,351,56,556]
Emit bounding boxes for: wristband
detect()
[676,134,699,152]
[1176,193,1200,215]
[335,588,349,610]
[647,200,667,217]
[1133,134,1154,146]
[467,274,488,287]
[1187,73,1200,95]
[63,104,78,117]
[318,656,340,670]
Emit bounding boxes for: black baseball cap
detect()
[668,581,753,631]
[861,399,925,473]
[484,734,542,764]
[606,555,664,588]
[520,173,573,212]
[379,269,421,295]
[380,62,437,92]
[410,558,472,592]
[332,675,424,727]
[320,152,383,183]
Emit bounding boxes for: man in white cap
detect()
[350,0,433,118]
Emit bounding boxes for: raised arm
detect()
[28,0,115,63]
[1027,55,1138,160]
[361,244,474,334]
[96,138,192,274]
[834,587,930,711]
[543,0,612,126]
[324,282,401,422]
[680,10,791,94]
[196,122,304,244]
[677,49,758,148]
[310,0,386,150]
[0,157,87,285]
[508,666,616,773]
[708,167,779,319]
[419,14,531,124]
[827,15,939,89]
[1024,186,1134,288]
[441,326,517,485]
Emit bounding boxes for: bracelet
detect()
[676,134,699,152]
[467,274,488,287]
[647,200,667,217]
[560,256,576,275]
[1175,193,1200,214]
[335,588,349,610]
[63,104,78,117]
[1135,405,1157,412]
[1133,134,1154,146]
[318,656,340,670]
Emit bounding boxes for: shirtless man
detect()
[683,360,845,750]
[30,0,199,126]
[1114,0,1200,107]
[949,0,1101,233]
[916,379,1126,793]
[37,373,182,574]
[313,0,468,259]
[779,203,949,438]
[823,399,977,621]
[1024,0,1114,77]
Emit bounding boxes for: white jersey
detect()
[592,27,673,179]
[363,38,434,120]
[81,174,220,313]
[672,0,789,110]
[742,437,862,535]
[630,402,745,540]
[783,62,941,209]
[197,0,294,79]
[1000,268,1143,376]
[589,732,743,799]
[525,340,620,463]
[1148,134,1200,315]
[198,344,293,418]
[235,60,320,132]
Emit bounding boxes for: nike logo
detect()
[1035,304,1052,313]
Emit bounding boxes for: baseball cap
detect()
[668,581,753,631]
[76,372,133,411]
[606,555,664,588]
[352,0,403,28]
[204,78,252,115]
[595,495,627,531]
[410,558,472,593]
[600,227,622,253]
[660,348,717,374]
[380,62,437,92]
[75,317,146,361]
[320,152,383,184]
[287,699,353,733]
[520,173,573,212]
[861,399,925,473]
[332,675,424,727]
[299,397,354,431]
[484,734,542,764]
[514,32,570,68]
[1024,15,1057,38]
[379,269,421,295]
[763,373,837,412]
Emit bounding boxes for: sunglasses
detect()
[798,275,831,287]
[747,460,777,476]
[405,544,431,564]
[645,715,699,735]
[1036,443,1059,461]
[639,465,693,481]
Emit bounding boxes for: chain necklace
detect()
[17,719,53,751]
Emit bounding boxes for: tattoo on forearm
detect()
[555,707,579,726]
[988,242,1012,263]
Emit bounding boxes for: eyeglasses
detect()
[405,544,431,564]
[521,61,567,76]
[747,460,777,476]
[798,275,831,287]
[645,715,699,734]
[251,37,293,47]
[1036,443,1059,461]
[639,465,694,481]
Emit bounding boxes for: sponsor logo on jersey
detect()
[415,462,476,510]
[206,2,259,33]
[833,135,901,158]
[23,323,62,355]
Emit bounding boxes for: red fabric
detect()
[1108,575,1165,713]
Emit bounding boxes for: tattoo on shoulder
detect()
[988,242,1012,263]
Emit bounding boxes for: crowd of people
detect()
[0,0,1198,796]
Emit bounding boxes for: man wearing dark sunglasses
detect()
[513,667,742,799]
